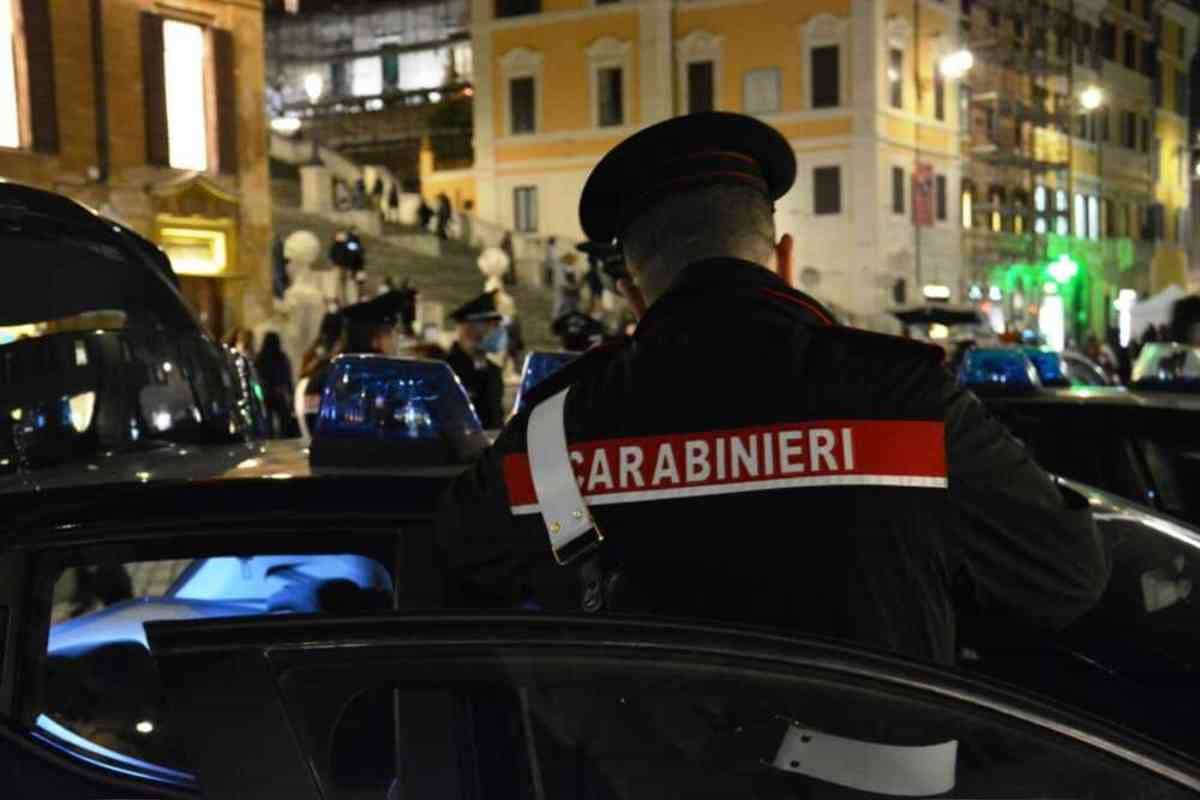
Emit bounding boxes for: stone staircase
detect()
[271,184,558,350]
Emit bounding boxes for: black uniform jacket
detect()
[447,342,505,430]
[439,258,1109,665]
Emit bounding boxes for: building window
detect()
[1087,195,1100,239]
[514,186,538,232]
[1034,185,1048,234]
[1100,21,1116,60]
[586,37,631,129]
[1013,191,1027,234]
[500,47,543,137]
[677,31,723,115]
[1123,30,1137,69]
[688,61,715,113]
[1140,116,1150,153]
[744,68,780,115]
[163,20,210,171]
[1055,189,1069,236]
[496,0,540,17]
[0,0,21,148]
[959,84,972,133]
[1098,108,1110,141]
[813,166,841,215]
[1177,68,1189,116]
[934,69,945,121]
[1077,23,1093,66]
[509,76,536,134]
[989,186,1003,232]
[596,67,623,126]
[935,174,947,221]
[891,166,905,214]
[1119,110,1134,148]
[888,47,903,108]
[811,45,839,108]
[961,181,974,229]
[1142,40,1157,77]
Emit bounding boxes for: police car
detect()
[962,346,1200,527]
[0,349,1199,798]
[0,182,269,494]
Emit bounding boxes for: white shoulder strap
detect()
[527,387,603,565]
[773,722,957,796]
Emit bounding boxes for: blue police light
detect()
[957,348,1042,392]
[512,350,578,417]
[1131,342,1200,391]
[1023,348,1070,388]
[310,355,491,468]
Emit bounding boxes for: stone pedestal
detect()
[300,165,333,214]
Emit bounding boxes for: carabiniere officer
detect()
[438,111,1109,668]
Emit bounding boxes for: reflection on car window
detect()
[286,658,1195,800]
[41,553,393,773]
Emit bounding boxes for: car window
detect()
[998,410,1154,507]
[1064,356,1108,386]
[1140,440,1200,523]
[40,552,394,775]
[274,649,1197,800]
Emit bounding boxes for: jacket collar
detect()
[635,258,832,342]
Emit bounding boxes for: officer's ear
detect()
[773,234,794,284]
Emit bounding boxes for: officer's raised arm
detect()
[942,378,1110,630]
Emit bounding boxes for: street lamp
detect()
[303,73,325,106]
[1080,84,1104,112]
[303,72,325,164]
[939,49,974,79]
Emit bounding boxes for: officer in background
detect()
[299,290,412,434]
[446,292,506,429]
[439,111,1108,666]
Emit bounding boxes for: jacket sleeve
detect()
[437,425,551,607]
[943,379,1110,631]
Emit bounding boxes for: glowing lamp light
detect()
[1048,254,1078,284]
[1079,85,1104,111]
[939,49,974,79]
[303,72,325,105]
[988,286,1003,302]
[135,720,155,735]
[922,284,952,301]
[270,116,303,136]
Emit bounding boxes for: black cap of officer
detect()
[341,290,411,328]
[579,112,796,244]
[449,291,504,323]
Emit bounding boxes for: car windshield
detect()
[6,0,1200,796]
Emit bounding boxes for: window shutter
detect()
[20,0,58,153]
[141,13,169,167]
[212,28,238,174]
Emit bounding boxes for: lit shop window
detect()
[0,0,20,148]
[163,20,209,171]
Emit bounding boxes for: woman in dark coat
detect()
[255,332,298,438]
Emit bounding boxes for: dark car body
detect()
[980,386,1200,525]
[0,183,263,492]
[0,451,1198,797]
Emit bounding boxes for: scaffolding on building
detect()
[960,0,1079,285]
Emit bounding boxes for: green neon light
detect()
[1048,254,1079,283]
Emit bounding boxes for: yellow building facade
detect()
[464,0,1196,328]
[467,0,967,325]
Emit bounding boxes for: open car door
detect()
[146,614,1200,800]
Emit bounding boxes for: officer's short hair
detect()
[622,184,776,286]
